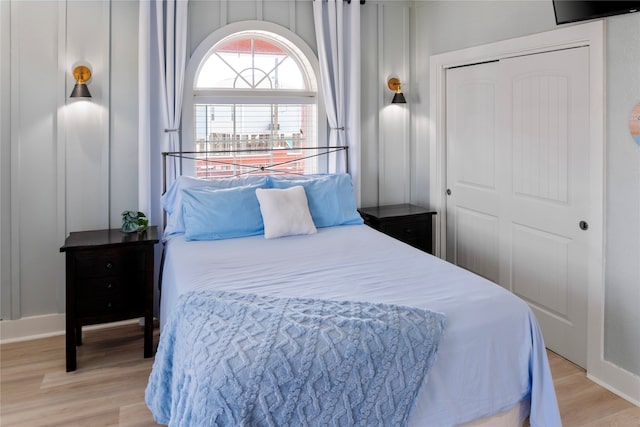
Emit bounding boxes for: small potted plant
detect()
[121,211,149,233]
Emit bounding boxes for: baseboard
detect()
[587,372,640,408]
[0,315,140,345]
[0,314,66,344]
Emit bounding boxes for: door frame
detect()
[429,21,635,405]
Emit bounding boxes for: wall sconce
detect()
[70,65,92,98]
[387,77,406,104]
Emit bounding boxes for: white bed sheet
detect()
[159,224,559,427]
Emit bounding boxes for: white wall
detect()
[603,14,640,377]
[1,0,12,320]
[188,0,316,56]
[5,1,65,319]
[0,0,138,322]
[361,1,414,208]
[109,0,139,226]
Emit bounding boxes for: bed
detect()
[145,148,561,427]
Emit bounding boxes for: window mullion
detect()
[215,52,253,89]
[255,55,288,89]
[251,38,255,88]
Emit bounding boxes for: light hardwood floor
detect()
[1,324,639,426]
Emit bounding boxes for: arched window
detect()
[183,24,323,177]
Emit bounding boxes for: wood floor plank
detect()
[120,402,158,427]
[546,350,640,427]
[582,407,640,427]
[1,324,638,426]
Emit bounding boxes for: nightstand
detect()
[359,204,436,254]
[60,227,159,372]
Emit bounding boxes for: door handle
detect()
[446,189,452,196]
[579,221,589,231]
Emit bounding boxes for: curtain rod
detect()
[313,0,365,4]
[315,0,365,3]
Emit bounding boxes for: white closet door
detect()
[446,47,589,367]
[499,47,589,367]
[445,61,501,284]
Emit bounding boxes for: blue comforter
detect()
[146,290,447,427]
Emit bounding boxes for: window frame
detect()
[182,21,327,176]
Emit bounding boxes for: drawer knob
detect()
[106,302,112,309]
[404,228,413,234]
[106,283,113,289]
[105,262,113,269]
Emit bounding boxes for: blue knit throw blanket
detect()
[146,290,446,427]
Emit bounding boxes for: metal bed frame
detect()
[161,145,349,195]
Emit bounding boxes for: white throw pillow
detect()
[255,186,317,239]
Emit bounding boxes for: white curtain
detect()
[138,0,188,228]
[313,0,361,204]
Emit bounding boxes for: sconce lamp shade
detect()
[387,77,406,104]
[392,91,407,104]
[70,83,92,98]
[70,65,92,98]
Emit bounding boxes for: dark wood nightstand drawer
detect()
[76,276,125,298]
[359,204,436,254]
[380,220,428,246]
[76,295,128,318]
[74,247,146,278]
[75,276,144,319]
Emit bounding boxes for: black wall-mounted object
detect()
[553,1,640,25]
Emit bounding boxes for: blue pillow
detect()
[270,174,363,228]
[162,175,268,238]
[181,185,265,241]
